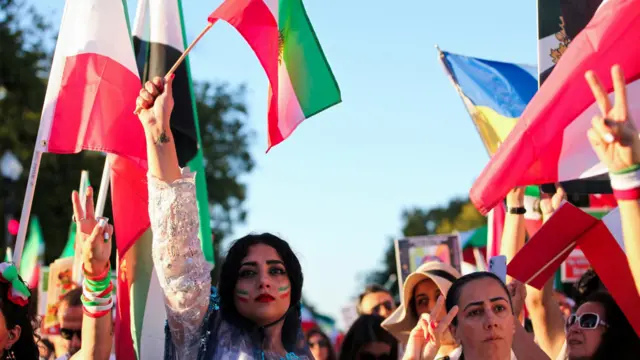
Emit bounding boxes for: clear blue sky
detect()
[30,0,537,329]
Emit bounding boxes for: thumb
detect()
[164,74,175,98]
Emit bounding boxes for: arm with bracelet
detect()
[585,65,640,295]
[70,187,115,360]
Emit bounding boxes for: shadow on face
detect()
[451,278,514,359]
[57,303,83,356]
[360,292,395,319]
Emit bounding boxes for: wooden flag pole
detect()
[134,22,214,115]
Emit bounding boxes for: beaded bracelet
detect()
[610,164,640,201]
[82,264,113,318]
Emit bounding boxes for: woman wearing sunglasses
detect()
[306,329,336,360]
[564,292,640,360]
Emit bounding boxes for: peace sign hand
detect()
[71,187,112,276]
[404,296,459,360]
[586,65,640,173]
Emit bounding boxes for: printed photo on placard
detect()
[394,234,462,300]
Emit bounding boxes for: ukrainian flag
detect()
[439,50,538,155]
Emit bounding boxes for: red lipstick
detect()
[255,294,275,303]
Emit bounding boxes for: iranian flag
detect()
[35,0,144,164]
[508,202,640,336]
[20,217,44,289]
[208,0,341,149]
[470,0,640,215]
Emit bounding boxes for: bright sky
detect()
[29,0,537,329]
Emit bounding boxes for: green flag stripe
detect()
[280,0,341,118]
[178,0,214,264]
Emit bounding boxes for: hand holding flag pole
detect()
[133,22,214,115]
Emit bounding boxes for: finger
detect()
[587,127,605,148]
[71,191,83,220]
[103,224,114,241]
[612,65,628,119]
[136,96,152,110]
[592,115,617,143]
[139,88,155,104]
[85,186,95,220]
[431,296,445,320]
[554,184,566,201]
[164,74,175,97]
[585,70,612,114]
[144,81,160,97]
[151,77,164,93]
[89,219,107,242]
[420,318,430,341]
[439,306,459,329]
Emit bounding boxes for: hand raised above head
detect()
[135,75,175,142]
[585,65,640,173]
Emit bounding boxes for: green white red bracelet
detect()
[82,265,113,318]
[610,164,640,200]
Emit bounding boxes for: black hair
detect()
[218,233,303,352]
[578,292,640,360]
[0,277,39,359]
[306,328,337,360]
[357,284,391,314]
[445,272,513,326]
[573,268,606,306]
[338,315,397,360]
[59,287,82,308]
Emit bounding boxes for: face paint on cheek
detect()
[278,285,290,299]
[236,289,250,303]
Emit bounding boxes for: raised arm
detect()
[585,65,640,295]
[136,76,212,355]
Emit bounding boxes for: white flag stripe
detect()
[149,0,184,50]
[36,0,139,151]
[557,79,640,181]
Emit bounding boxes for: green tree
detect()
[0,0,255,267]
[367,198,486,298]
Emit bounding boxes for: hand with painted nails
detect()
[136,75,175,141]
[404,296,459,360]
[71,188,112,276]
[81,218,113,277]
[586,65,640,173]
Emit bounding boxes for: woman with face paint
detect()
[135,77,311,360]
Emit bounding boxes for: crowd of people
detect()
[1,64,640,359]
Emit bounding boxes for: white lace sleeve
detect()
[148,169,212,357]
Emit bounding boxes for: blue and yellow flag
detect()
[439,50,537,155]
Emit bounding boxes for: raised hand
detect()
[404,296,459,360]
[585,65,640,173]
[507,280,527,319]
[135,75,175,143]
[540,184,566,219]
[506,187,525,207]
[71,189,112,275]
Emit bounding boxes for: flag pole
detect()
[134,22,214,114]
[94,158,111,217]
[12,151,43,270]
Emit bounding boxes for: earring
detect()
[7,334,12,339]
[5,348,15,360]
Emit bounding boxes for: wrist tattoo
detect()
[155,130,171,145]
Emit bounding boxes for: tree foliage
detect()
[367,198,486,299]
[0,0,254,266]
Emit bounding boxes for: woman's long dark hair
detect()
[306,328,337,360]
[338,315,398,360]
[0,277,39,359]
[218,233,304,352]
[579,292,640,360]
